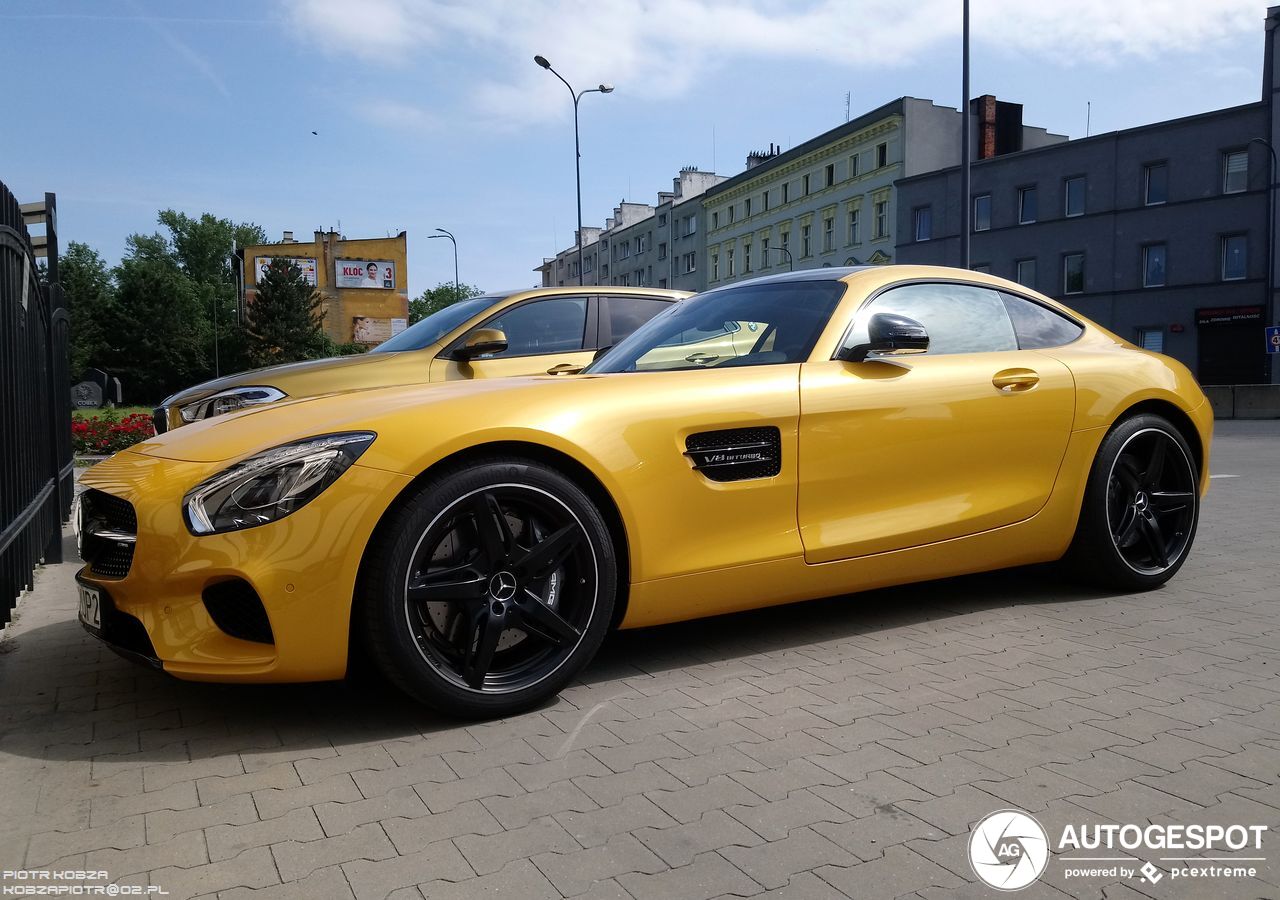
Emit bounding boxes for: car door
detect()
[797,280,1077,563]
[433,295,598,380]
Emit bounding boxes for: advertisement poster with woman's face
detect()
[336,259,396,289]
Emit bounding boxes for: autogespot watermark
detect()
[968,810,1269,891]
[0,871,168,896]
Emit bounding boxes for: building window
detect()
[973,194,991,232]
[761,235,770,267]
[659,278,667,288]
[876,142,888,167]
[682,251,697,273]
[913,207,932,242]
[823,215,835,251]
[744,240,752,273]
[972,263,991,273]
[803,174,811,195]
[1064,176,1085,217]
[1063,252,1085,294]
[1136,328,1164,353]
[1018,186,1037,224]
[1221,234,1247,280]
[848,207,861,245]
[658,213,667,227]
[873,199,888,239]
[727,247,735,277]
[657,242,667,260]
[849,154,860,178]
[780,227,790,252]
[1223,150,1248,194]
[728,205,735,224]
[1142,244,1166,287]
[1144,163,1168,205]
[825,163,835,187]
[801,223,812,257]
[711,251,719,281]
[762,191,770,212]
[686,216,697,235]
[745,197,752,217]
[1016,258,1036,288]
[712,211,719,229]
[782,182,790,204]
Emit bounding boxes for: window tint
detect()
[371,296,501,353]
[467,297,587,356]
[848,283,1017,356]
[605,296,669,345]
[999,292,1084,349]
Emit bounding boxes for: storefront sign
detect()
[1195,306,1263,326]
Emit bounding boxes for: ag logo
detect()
[969,809,1050,891]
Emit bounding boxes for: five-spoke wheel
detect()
[360,458,616,717]
[1069,414,1200,589]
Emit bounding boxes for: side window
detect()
[603,296,670,345]
[999,292,1084,349]
[470,297,587,356]
[847,282,1018,355]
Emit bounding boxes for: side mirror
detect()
[455,328,508,359]
[838,313,930,363]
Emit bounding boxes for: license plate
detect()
[78,584,101,629]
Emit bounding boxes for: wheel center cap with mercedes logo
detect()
[489,571,518,602]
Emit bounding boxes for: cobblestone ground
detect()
[1,421,1277,900]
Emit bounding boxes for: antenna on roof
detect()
[1086,101,1092,137]
[845,92,851,123]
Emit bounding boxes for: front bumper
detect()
[76,449,411,682]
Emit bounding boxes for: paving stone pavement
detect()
[1,421,1277,899]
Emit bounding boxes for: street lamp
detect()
[1250,136,1277,382]
[770,246,794,272]
[427,227,459,300]
[534,54,613,286]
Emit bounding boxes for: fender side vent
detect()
[684,426,781,482]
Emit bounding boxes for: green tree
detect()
[61,241,114,378]
[245,258,325,366]
[408,281,484,324]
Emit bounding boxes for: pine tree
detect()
[244,258,326,367]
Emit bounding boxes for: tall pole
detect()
[535,56,613,287]
[1250,137,1277,381]
[959,0,971,269]
[428,228,459,300]
[771,247,794,272]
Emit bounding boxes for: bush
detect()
[72,411,156,455]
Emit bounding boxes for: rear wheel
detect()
[1067,414,1199,590]
[360,458,616,717]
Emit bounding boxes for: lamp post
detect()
[427,228,459,300]
[770,246,794,272]
[534,54,613,286]
[959,0,971,269]
[1250,136,1277,381]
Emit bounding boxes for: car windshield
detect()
[586,280,847,373]
[369,295,505,353]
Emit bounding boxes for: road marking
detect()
[1210,474,1240,479]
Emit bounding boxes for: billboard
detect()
[336,258,396,290]
[352,316,408,344]
[255,257,318,286]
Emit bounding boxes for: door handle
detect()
[546,363,584,375]
[992,369,1040,392]
[686,352,719,364]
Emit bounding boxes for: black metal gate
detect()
[1,180,71,628]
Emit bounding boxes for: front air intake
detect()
[203,579,275,644]
[684,426,782,482]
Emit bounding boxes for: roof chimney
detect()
[282,230,294,243]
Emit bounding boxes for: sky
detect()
[0,0,1271,295]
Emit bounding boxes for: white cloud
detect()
[283,0,1262,127]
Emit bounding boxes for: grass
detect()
[72,405,152,421]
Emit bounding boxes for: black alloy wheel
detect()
[1067,413,1200,590]
[360,458,616,717]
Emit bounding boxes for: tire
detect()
[1066,413,1200,591]
[359,457,617,718]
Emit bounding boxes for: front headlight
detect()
[183,432,375,535]
[179,386,286,423]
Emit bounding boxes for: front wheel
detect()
[1067,413,1200,590]
[359,458,617,718]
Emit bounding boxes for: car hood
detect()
[160,350,426,407]
[131,375,595,464]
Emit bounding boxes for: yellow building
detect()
[238,229,409,345]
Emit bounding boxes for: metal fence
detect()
[1,180,71,628]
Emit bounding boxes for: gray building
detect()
[536,169,725,291]
[896,8,1280,385]
[701,97,1064,289]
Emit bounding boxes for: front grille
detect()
[684,426,782,482]
[79,489,137,578]
[203,579,275,644]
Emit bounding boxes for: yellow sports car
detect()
[77,266,1211,717]
[153,286,687,432]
